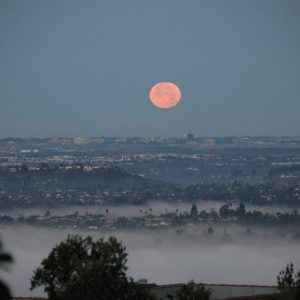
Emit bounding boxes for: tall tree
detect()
[31,235,156,300]
[190,204,198,220]
[277,262,300,300]
[236,203,246,218]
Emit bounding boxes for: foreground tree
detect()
[0,239,13,300]
[277,262,300,300]
[31,235,155,300]
[176,281,211,300]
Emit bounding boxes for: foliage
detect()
[277,262,300,300]
[0,239,13,300]
[190,204,198,220]
[176,281,211,300]
[219,204,235,219]
[31,235,156,300]
[236,203,246,217]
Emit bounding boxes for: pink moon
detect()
[149,82,181,109]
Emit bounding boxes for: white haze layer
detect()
[1,224,300,297]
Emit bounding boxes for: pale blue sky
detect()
[0,0,299,137]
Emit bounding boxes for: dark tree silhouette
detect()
[236,203,246,218]
[277,262,300,300]
[177,281,211,300]
[0,239,13,300]
[31,235,156,300]
[190,204,198,220]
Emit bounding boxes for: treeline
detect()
[183,203,300,227]
[1,203,300,232]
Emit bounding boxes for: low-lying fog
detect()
[1,225,300,297]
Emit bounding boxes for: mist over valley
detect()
[1,225,300,297]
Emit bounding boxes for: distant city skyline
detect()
[1,0,299,137]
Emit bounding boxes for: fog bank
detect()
[1,226,300,297]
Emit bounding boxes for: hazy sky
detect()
[0,0,299,137]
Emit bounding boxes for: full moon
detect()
[149,82,181,109]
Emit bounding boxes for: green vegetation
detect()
[176,281,211,300]
[0,239,13,300]
[30,235,156,300]
[277,263,300,300]
[190,203,198,220]
[2,202,300,234]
